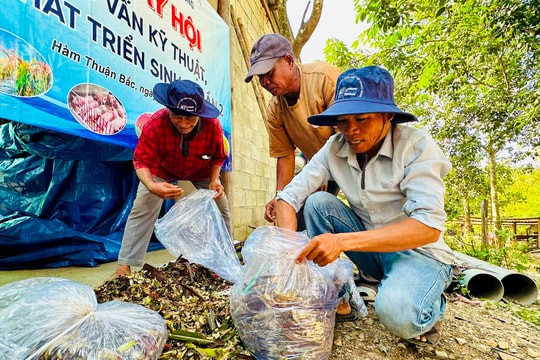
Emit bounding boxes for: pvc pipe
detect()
[460,268,504,302]
[494,268,538,306]
[454,252,539,305]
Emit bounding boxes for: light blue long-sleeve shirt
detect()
[277,124,455,264]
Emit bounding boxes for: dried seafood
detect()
[95,257,253,360]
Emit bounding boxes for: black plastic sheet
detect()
[0,121,163,269]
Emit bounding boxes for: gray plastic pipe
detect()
[454,252,539,305]
[459,267,504,302]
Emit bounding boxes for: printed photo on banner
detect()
[0,0,232,171]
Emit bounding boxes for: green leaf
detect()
[435,6,446,17]
[169,330,215,345]
[185,343,224,358]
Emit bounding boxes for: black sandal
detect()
[335,283,359,322]
[404,321,442,346]
[335,301,359,322]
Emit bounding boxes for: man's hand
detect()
[209,179,224,198]
[150,182,184,199]
[264,197,277,223]
[296,233,342,267]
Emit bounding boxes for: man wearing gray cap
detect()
[245,33,341,230]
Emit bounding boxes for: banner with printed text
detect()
[0,0,232,170]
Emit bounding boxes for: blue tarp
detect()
[0,121,163,269]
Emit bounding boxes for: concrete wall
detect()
[221,1,278,240]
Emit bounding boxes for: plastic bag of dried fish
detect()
[0,277,167,360]
[154,189,243,282]
[230,226,361,360]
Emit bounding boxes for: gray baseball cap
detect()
[244,34,293,83]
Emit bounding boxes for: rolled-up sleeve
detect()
[400,134,451,231]
[276,141,333,211]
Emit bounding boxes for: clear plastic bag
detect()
[0,277,167,360]
[154,189,243,282]
[230,226,364,360]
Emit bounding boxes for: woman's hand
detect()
[150,181,184,199]
[209,179,224,198]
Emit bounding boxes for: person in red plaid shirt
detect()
[114,79,231,277]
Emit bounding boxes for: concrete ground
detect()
[0,249,176,288]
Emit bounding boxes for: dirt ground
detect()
[331,294,540,360]
[95,258,540,360]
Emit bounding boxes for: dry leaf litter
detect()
[95,257,540,360]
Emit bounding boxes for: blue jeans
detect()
[304,192,452,339]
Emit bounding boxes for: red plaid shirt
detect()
[133,108,227,181]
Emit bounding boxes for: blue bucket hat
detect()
[153,79,219,118]
[308,66,417,126]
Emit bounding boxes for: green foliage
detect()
[451,272,471,297]
[500,168,540,217]
[323,39,367,70]
[444,167,540,219]
[486,301,540,327]
[512,305,540,327]
[445,224,538,273]
[491,229,534,271]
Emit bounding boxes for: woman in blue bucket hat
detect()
[275,66,456,346]
[114,79,231,277]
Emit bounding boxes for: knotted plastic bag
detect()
[0,277,167,360]
[230,226,364,360]
[154,189,243,282]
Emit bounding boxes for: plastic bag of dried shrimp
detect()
[154,189,243,282]
[0,277,167,360]
[230,226,365,360]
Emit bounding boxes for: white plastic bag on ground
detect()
[230,226,365,360]
[154,189,243,282]
[0,277,167,360]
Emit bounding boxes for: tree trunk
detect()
[480,199,489,252]
[274,0,324,60]
[461,190,473,237]
[487,141,502,247]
